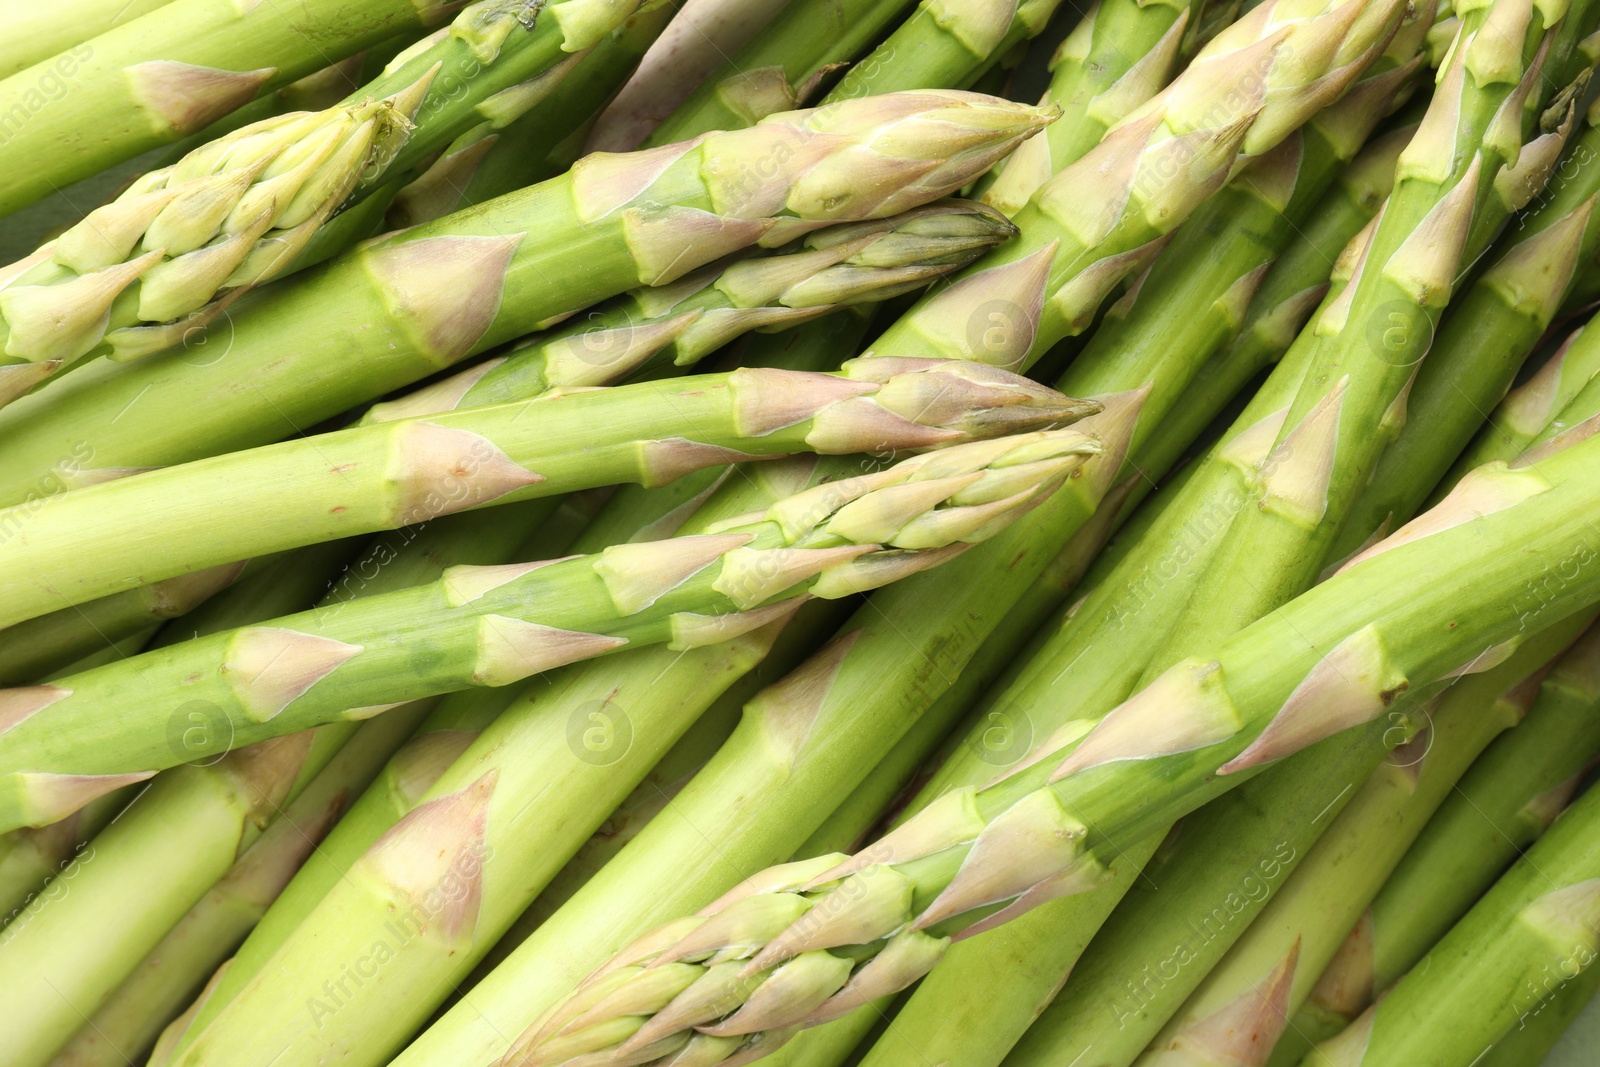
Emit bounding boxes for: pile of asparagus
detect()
[4,0,1600,1064]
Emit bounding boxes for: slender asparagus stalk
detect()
[1331,110,1600,560]
[0,89,1053,505]
[0,786,133,930]
[859,0,1413,378]
[818,0,1074,103]
[159,455,898,1067]
[0,425,1096,830]
[388,2,684,227]
[0,0,175,79]
[0,358,1087,628]
[43,695,424,1067]
[0,562,252,686]
[0,535,359,1067]
[643,0,915,145]
[587,0,793,152]
[976,0,1195,216]
[0,0,461,217]
[512,420,1600,1067]
[364,201,1018,422]
[1136,611,1595,1067]
[1270,619,1600,1065]
[1159,0,1597,663]
[1474,952,1600,1066]
[1295,778,1600,1066]
[0,0,703,402]
[1443,322,1600,491]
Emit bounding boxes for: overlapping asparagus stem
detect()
[0,426,1096,831]
[588,0,793,152]
[365,201,1018,423]
[1332,108,1600,559]
[0,358,1087,627]
[161,471,869,1067]
[860,0,1412,376]
[1136,611,1595,1067]
[819,0,1074,103]
[388,2,685,227]
[0,560,259,686]
[43,693,432,1067]
[512,416,1600,1067]
[0,0,461,217]
[976,0,1195,216]
[1475,955,1600,1065]
[643,0,915,145]
[1271,619,1600,1065]
[1160,0,1597,657]
[1296,776,1600,1066]
[0,535,361,1067]
[0,0,701,402]
[0,0,175,79]
[0,89,1052,506]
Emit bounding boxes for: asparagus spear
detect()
[1294,777,1600,1066]
[975,0,1195,216]
[642,0,915,144]
[0,89,1053,506]
[1271,619,1600,1065]
[41,692,429,1067]
[0,0,175,79]
[588,0,793,151]
[511,416,1600,1067]
[161,513,862,1067]
[365,201,1018,422]
[0,535,362,1067]
[1474,953,1600,1066]
[0,426,1097,830]
[0,0,702,401]
[1158,0,1596,662]
[1331,106,1600,560]
[0,358,1088,628]
[1135,610,1595,1067]
[387,2,684,226]
[0,0,460,217]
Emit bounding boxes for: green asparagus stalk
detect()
[587,0,794,151]
[858,0,1413,378]
[1272,619,1600,1064]
[1295,777,1600,1066]
[1135,612,1595,1067]
[0,562,256,687]
[0,0,698,401]
[0,785,133,930]
[387,3,684,226]
[145,494,609,1060]
[43,696,424,1067]
[0,424,1097,831]
[511,417,1600,1067]
[976,0,1195,216]
[642,0,916,145]
[1442,321,1600,490]
[1475,951,1600,1066]
[365,201,1017,422]
[0,358,1088,628]
[0,0,462,217]
[158,444,890,1067]
[0,535,360,1067]
[0,89,1053,506]
[1331,108,1600,561]
[0,0,175,79]
[818,0,1074,103]
[1158,0,1596,662]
